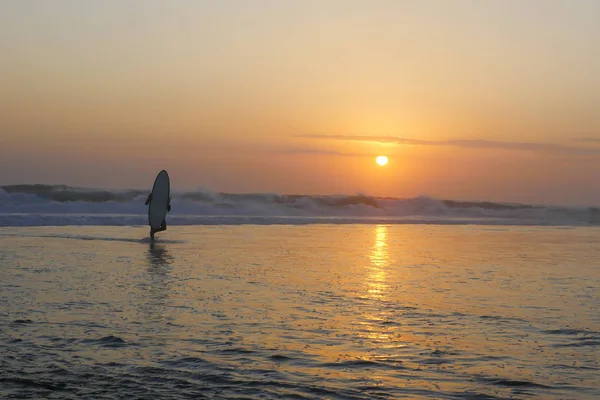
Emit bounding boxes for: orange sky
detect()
[1,1,600,205]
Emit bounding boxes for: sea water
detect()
[1,225,598,399]
[2,185,600,227]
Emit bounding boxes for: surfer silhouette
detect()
[145,192,171,240]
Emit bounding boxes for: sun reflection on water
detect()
[368,225,390,299]
[360,224,399,345]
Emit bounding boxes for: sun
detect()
[376,155,388,166]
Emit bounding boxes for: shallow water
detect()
[1,225,598,399]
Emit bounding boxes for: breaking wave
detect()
[1,184,599,227]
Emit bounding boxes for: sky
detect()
[1,0,600,205]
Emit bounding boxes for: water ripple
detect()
[1,225,599,399]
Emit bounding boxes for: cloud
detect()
[574,137,600,144]
[278,147,347,156]
[296,134,600,156]
[276,147,370,157]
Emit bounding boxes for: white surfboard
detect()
[148,170,170,230]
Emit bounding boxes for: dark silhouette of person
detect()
[145,193,171,240]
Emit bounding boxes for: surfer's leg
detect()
[157,219,167,232]
[150,229,156,240]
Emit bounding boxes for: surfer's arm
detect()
[167,198,171,212]
[145,193,152,205]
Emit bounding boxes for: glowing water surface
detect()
[1,225,598,399]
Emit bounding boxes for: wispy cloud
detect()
[277,147,347,156]
[276,147,370,157]
[574,137,600,144]
[296,134,600,156]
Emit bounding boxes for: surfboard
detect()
[148,170,170,230]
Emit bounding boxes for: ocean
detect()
[1,184,600,227]
[1,185,599,399]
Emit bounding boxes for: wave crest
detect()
[1,184,599,226]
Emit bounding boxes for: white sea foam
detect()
[0,185,598,226]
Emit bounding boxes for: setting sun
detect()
[376,156,388,166]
